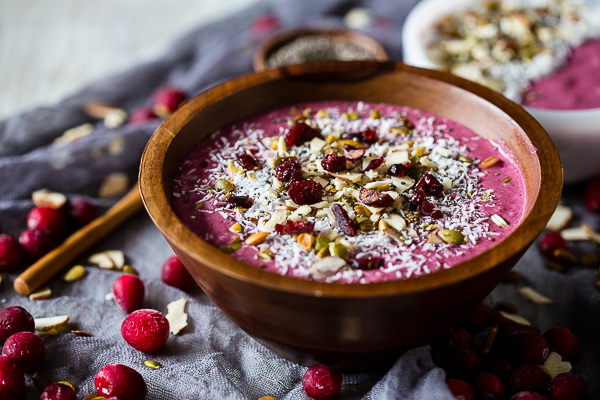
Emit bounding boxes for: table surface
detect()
[0,0,258,120]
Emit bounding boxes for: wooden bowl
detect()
[139,61,562,371]
[253,28,389,71]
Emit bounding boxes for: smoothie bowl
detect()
[139,61,562,370]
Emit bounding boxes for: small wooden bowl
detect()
[139,61,562,371]
[253,28,389,71]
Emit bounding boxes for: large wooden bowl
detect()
[139,61,562,371]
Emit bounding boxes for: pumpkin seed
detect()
[144,360,162,369]
[438,229,465,245]
[123,265,139,276]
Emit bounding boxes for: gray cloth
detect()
[0,0,597,399]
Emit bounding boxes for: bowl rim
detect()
[139,61,563,299]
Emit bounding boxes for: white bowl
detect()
[402,0,600,183]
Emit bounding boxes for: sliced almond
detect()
[83,102,122,119]
[29,287,52,301]
[491,214,509,228]
[541,352,572,378]
[385,151,409,167]
[384,214,406,232]
[245,232,269,246]
[328,172,363,184]
[32,189,67,209]
[88,252,117,270]
[105,250,125,269]
[391,176,415,193]
[546,205,573,232]
[383,229,404,244]
[519,286,552,304]
[71,330,93,337]
[103,109,128,129]
[98,172,129,198]
[165,298,188,335]
[426,233,444,244]
[309,256,346,280]
[499,311,532,326]
[560,226,590,241]
[54,123,94,144]
[582,224,600,244]
[35,315,70,332]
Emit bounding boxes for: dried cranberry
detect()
[275,158,303,187]
[503,331,549,364]
[285,122,320,147]
[448,348,481,379]
[274,224,285,234]
[302,364,342,400]
[387,163,410,177]
[359,188,394,208]
[351,254,383,270]
[344,148,365,161]
[415,172,444,198]
[331,204,360,237]
[19,229,58,260]
[227,196,253,209]
[508,364,549,393]
[543,327,578,362]
[475,372,505,400]
[409,189,427,210]
[237,154,258,170]
[538,232,568,260]
[288,180,323,205]
[585,175,600,214]
[284,220,315,234]
[321,154,347,173]
[509,392,549,400]
[347,128,378,144]
[419,199,443,219]
[364,158,384,171]
[0,234,22,271]
[547,373,586,400]
[446,378,475,400]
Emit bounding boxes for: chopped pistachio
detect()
[329,243,348,260]
[316,109,329,118]
[315,235,331,251]
[215,179,235,192]
[342,112,358,120]
[370,108,381,119]
[502,177,512,183]
[229,223,243,233]
[195,203,204,210]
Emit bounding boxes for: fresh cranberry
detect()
[475,372,505,400]
[129,107,158,124]
[387,163,410,177]
[344,148,365,161]
[19,229,58,260]
[27,207,67,235]
[288,180,323,205]
[331,204,360,237]
[446,378,475,400]
[0,234,22,271]
[321,154,347,173]
[465,303,493,333]
[95,363,147,400]
[251,14,280,36]
[285,122,320,147]
[448,349,481,379]
[1,331,46,372]
[543,327,578,361]
[112,275,145,313]
[121,309,169,353]
[351,254,383,270]
[152,86,187,117]
[284,220,315,234]
[509,392,549,400]
[503,331,549,364]
[538,232,567,260]
[67,198,98,227]
[0,306,35,344]
[509,364,549,393]
[415,172,444,198]
[275,158,303,187]
[237,153,258,170]
[0,356,25,400]
[227,195,253,209]
[584,175,600,214]
[364,157,384,171]
[444,328,474,352]
[40,382,76,400]
[359,187,394,207]
[483,351,513,378]
[302,364,342,400]
[547,373,586,400]
[161,255,195,291]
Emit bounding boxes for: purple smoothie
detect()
[522,39,600,110]
[172,101,527,283]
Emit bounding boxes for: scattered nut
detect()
[519,286,552,304]
[245,232,269,246]
[88,250,125,270]
[228,223,243,233]
[438,229,465,245]
[29,287,52,301]
[215,179,235,192]
[58,381,76,393]
[32,189,67,209]
[546,205,573,231]
[297,233,315,250]
[309,256,346,280]
[480,324,498,356]
[165,298,188,335]
[480,156,500,168]
[34,315,70,332]
[63,265,86,282]
[103,109,128,129]
[498,311,531,326]
[122,265,139,276]
[98,172,129,198]
[54,123,94,144]
[491,214,509,228]
[541,352,572,378]
[70,330,92,337]
[502,270,523,283]
[144,360,162,370]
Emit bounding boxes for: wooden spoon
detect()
[14,186,143,296]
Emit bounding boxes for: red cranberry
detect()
[129,107,158,124]
[409,188,427,211]
[302,364,342,400]
[67,198,98,227]
[344,148,365,161]
[251,14,280,36]
[275,158,303,187]
[364,157,384,171]
[321,154,347,173]
[0,234,22,271]
[547,373,586,400]
[227,195,253,209]
[538,232,567,260]
[27,207,67,235]
[284,220,315,234]
[112,275,145,313]
[351,254,383,270]
[448,349,481,379]
[0,306,35,344]
[359,127,378,143]
[509,364,549,393]
[285,122,320,147]
[420,199,444,219]
[95,363,147,400]
[509,392,549,400]
[543,327,578,362]
[387,163,410,177]
[1,331,46,372]
[237,153,258,170]
[415,172,444,198]
[19,229,58,260]
[359,187,394,207]
[585,175,600,214]
[331,203,360,237]
[288,180,323,205]
[444,328,474,352]
[503,331,549,364]
[161,255,195,291]
[40,382,76,400]
[0,356,25,400]
[475,372,505,400]
[466,303,493,333]
[446,378,475,400]
[121,309,169,353]
[483,351,513,378]
[152,86,187,117]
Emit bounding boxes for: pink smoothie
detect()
[172,101,527,283]
[522,39,600,110]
